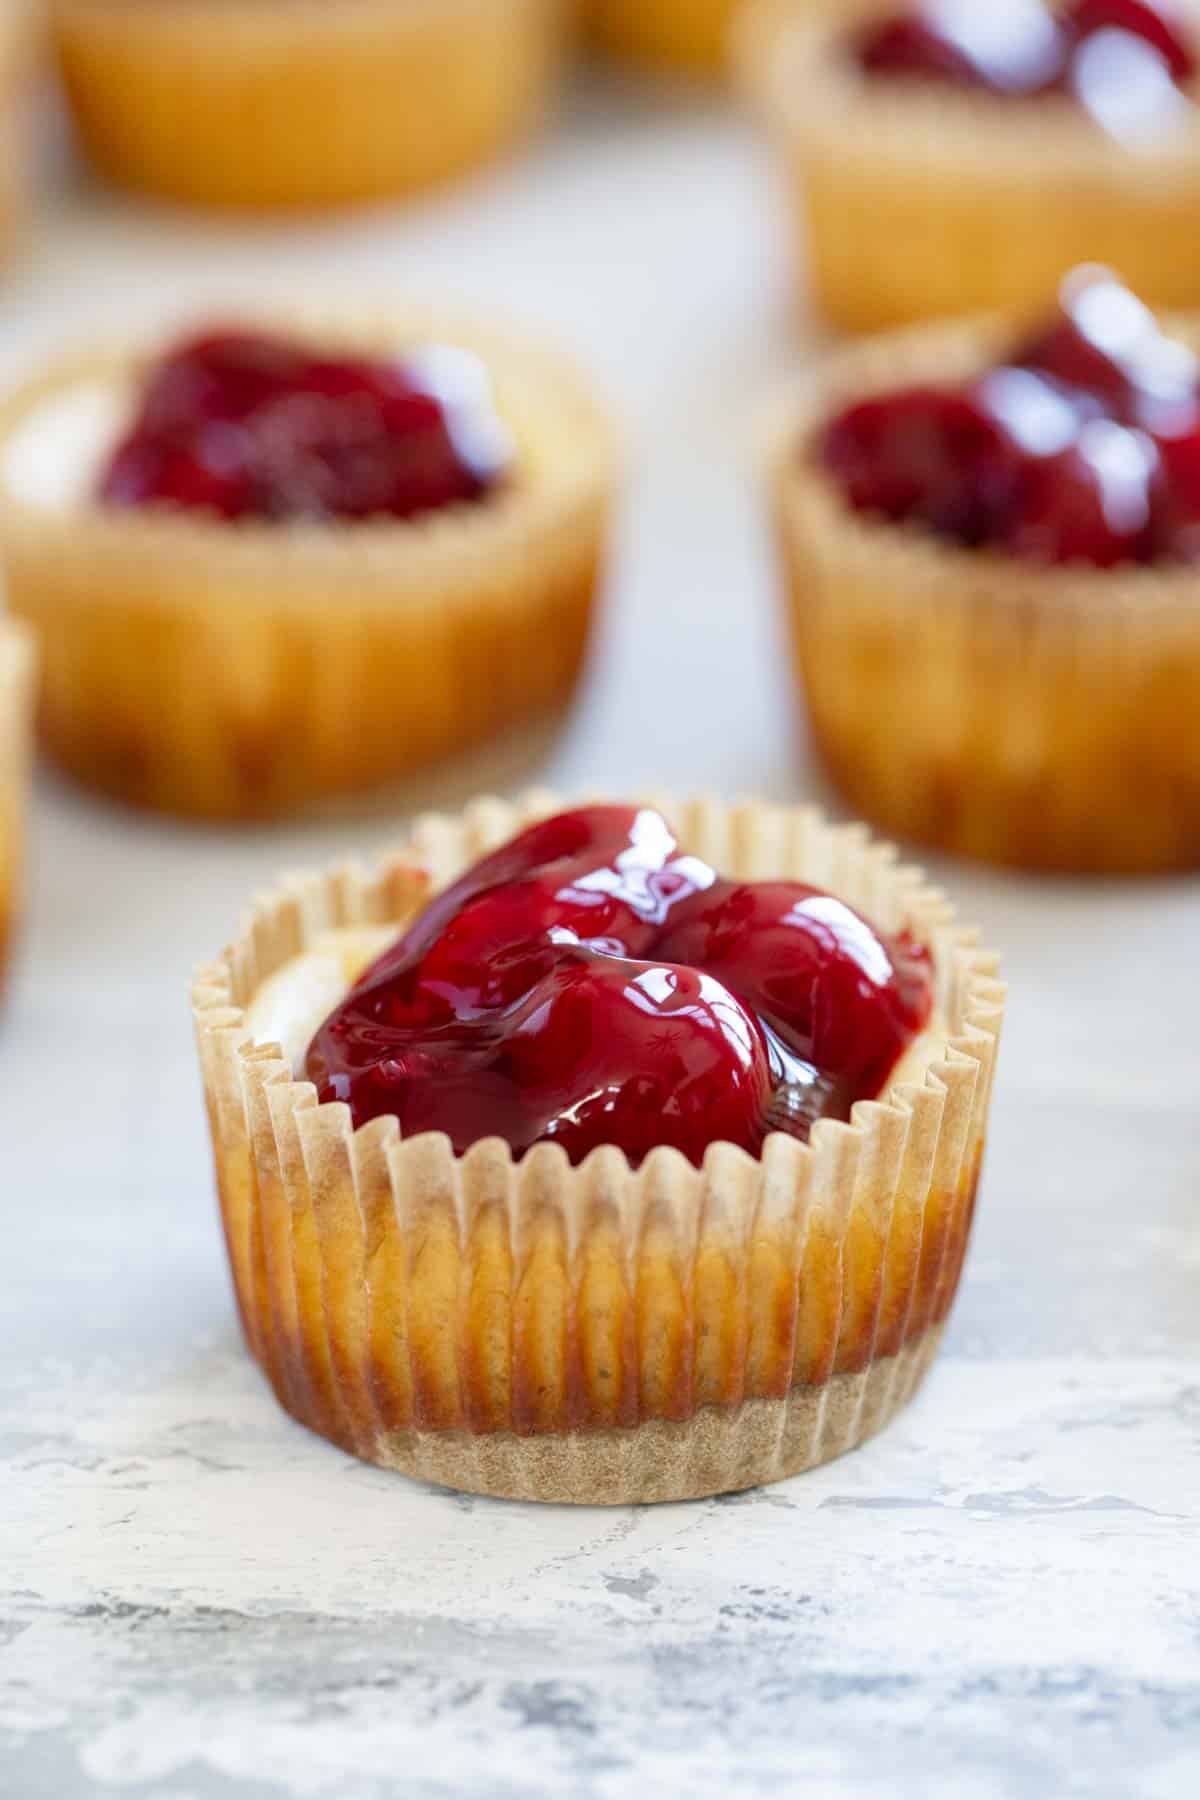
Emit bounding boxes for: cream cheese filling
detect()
[246,927,949,1105]
[2,378,137,510]
[244,927,396,1070]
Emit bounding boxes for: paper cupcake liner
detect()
[0,309,619,821]
[51,0,568,211]
[192,793,1004,1505]
[767,314,1200,873]
[583,0,742,77]
[740,0,1200,330]
[0,619,35,1001]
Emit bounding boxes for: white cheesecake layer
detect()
[2,378,135,510]
[244,927,396,1070]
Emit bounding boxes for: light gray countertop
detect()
[1,82,1198,1800]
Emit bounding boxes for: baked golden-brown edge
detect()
[740,0,1200,330]
[191,792,1005,1504]
[583,0,742,78]
[768,311,1200,873]
[0,618,35,1001]
[0,307,619,821]
[51,0,568,211]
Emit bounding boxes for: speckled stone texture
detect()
[1,82,1197,1800]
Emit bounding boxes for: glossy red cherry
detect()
[855,0,1198,126]
[306,807,935,1167]
[362,804,712,993]
[856,15,992,87]
[1016,268,1200,433]
[312,947,777,1167]
[821,387,1023,546]
[654,881,934,1107]
[97,330,510,523]
[508,953,777,1167]
[1002,420,1163,565]
[972,365,1101,454]
[1067,0,1197,82]
[366,861,716,1030]
[100,434,258,517]
[135,332,309,432]
[855,2,1069,93]
[1149,421,1200,558]
[823,269,1200,567]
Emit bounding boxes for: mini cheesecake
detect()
[51,0,568,211]
[0,311,618,820]
[0,618,35,1002]
[192,794,1004,1505]
[742,0,1200,330]
[770,267,1200,872]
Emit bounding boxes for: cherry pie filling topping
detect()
[822,266,1200,566]
[854,0,1197,135]
[305,805,935,1169]
[97,329,512,523]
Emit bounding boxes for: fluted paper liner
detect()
[51,0,568,211]
[767,315,1200,873]
[583,0,742,78]
[192,793,1004,1504]
[0,618,35,998]
[0,309,618,820]
[740,0,1200,331]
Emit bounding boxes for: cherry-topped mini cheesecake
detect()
[824,266,1200,566]
[302,805,934,1166]
[742,0,1200,328]
[770,267,1200,871]
[51,0,567,212]
[0,313,617,818]
[194,794,1003,1503]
